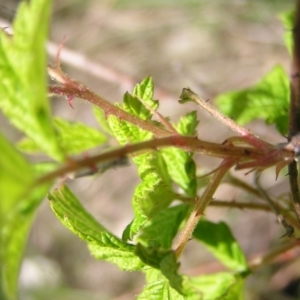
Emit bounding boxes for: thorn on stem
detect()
[67,95,74,109]
[55,35,67,70]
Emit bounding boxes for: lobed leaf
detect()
[176,111,199,136]
[193,220,248,272]
[108,77,158,145]
[126,152,175,239]
[216,65,290,135]
[0,0,63,161]
[161,111,198,197]
[137,204,190,249]
[49,185,144,271]
[107,78,175,239]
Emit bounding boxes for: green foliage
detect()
[279,9,294,55]
[137,204,190,249]
[193,220,248,273]
[108,78,176,239]
[187,273,245,300]
[162,111,198,197]
[216,65,290,135]
[138,269,186,300]
[0,0,63,161]
[0,0,294,299]
[0,133,51,300]
[0,0,57,298]
[49,185,144,271]
[18,118,107,155]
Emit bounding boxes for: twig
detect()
[173,158,235,257]
[255,172,294,237]
[180,88,272,151]
[34,136,268,188]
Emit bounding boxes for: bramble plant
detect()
[1,0,300,299]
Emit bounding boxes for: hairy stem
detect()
[49,85,169,137]
[173,159,235,257]
[180,88,271,151]
[34,136,266,188]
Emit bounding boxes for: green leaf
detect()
[176,111,199,136]
[0,133,50,300]
[53,118,107,154]
[135,244,171,269]
[193,220,248,272]
[133,77,156,104]
[138,269,185,300]
[127,152,175,239]
[216,65,290,135]
[107,77,158,145]
[1,184,50,300]
[109,78,175,239]
[135,246,184,295]
[188,273,245,300]
[137,204,190,249]
[0,0,63,161]
[161,111,198,197]
[160,252,184,294]
[279,10,294,55]
[49,185,144,271]
[108,112,153,145]
[18,118,107,155]
[0,135,34,214]
[162,148,196,197]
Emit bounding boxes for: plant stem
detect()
[34,136,264,188]
[49,85,169,138]
[180,88,272,152]
[173,158,235,258]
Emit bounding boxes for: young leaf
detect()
[18,118,107,155]
[107,77,158,145]
[176,111,199,136]
[133,77,157,106]
[193,220,248,272]
[137,204,190,249]
[108,78,175,239]
[49,185,144,271]
[126,152,175,239]
[53,118,107,154]
[0,0,63,161]
[216,65,290,135]
[162,111,198,197]
[0,133,50,300]
[188,272,245,300]
[108,113,153,145]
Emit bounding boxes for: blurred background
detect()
[0,0,298,299]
